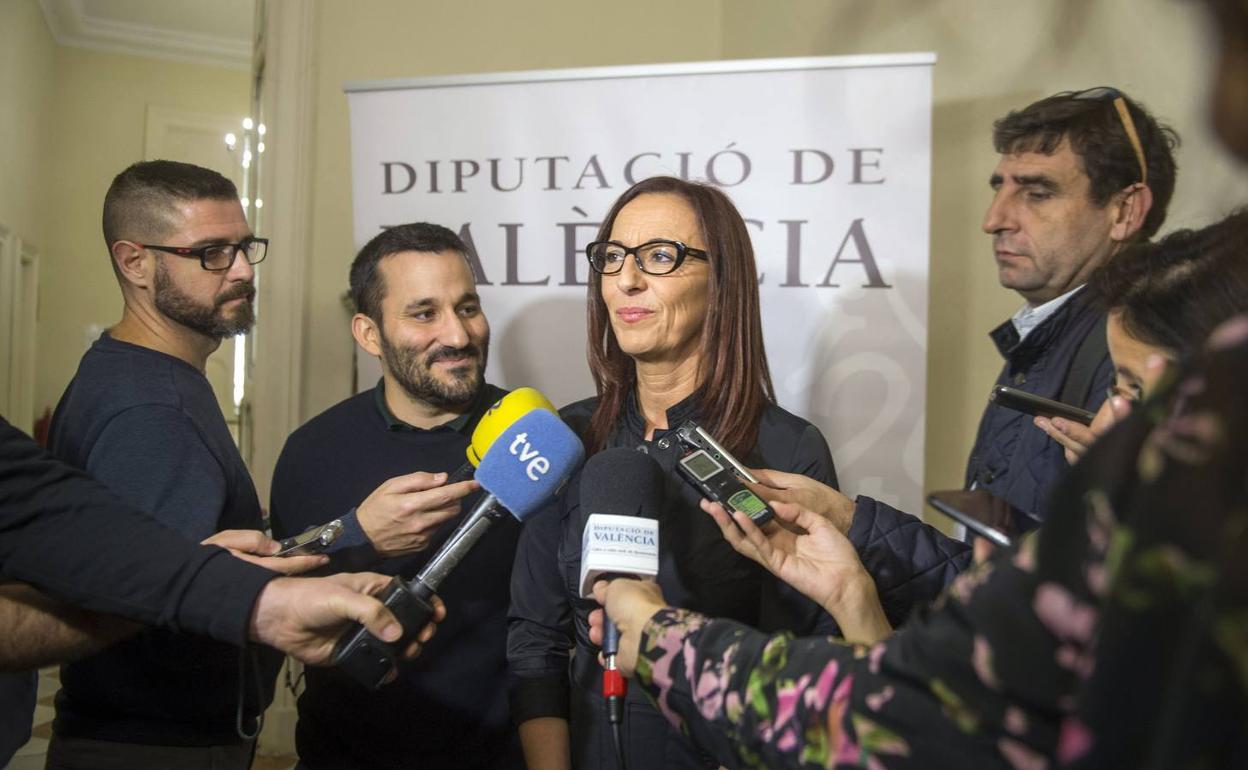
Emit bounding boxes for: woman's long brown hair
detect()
[584,176,775,456]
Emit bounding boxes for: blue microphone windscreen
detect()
[475,410,584,521]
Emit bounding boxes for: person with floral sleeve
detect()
[591,318,1248,769]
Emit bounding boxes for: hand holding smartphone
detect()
[990,385,1095,426]
[275,520,344,557]
[926,489,1041,547]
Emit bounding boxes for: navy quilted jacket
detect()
[845,496,971,627]
[964,287,1112,518]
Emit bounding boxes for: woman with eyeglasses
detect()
[1034,208,1248,463]
[507,176,851,770]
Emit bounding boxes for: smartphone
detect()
[990,385,1095,426]
[925,489,1042,548]
[676,448,774,526]
[275,520,343,557]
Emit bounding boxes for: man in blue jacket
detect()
[727,89,1182,621]
[966,88,1178,518]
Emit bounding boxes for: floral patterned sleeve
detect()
[631,318,1248,770]
[633,531,1075,770]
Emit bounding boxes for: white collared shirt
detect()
[1011,284,1086,343]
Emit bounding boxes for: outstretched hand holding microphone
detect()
[350,387,559,558]
[331,388,583,688]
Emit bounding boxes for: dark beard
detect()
[379,329,488,411]
[154,261,255,339]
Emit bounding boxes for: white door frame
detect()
[0,224,12,421]
[249,0,314,504]
[3,235,40,434]
[250,0,316,756]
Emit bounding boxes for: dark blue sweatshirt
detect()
[48,333,278,745]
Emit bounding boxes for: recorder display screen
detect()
[680,450,722,481]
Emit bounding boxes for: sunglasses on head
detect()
[1072,87,1148,185]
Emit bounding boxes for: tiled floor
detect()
[4,670,297,770]
[3,670,55,770]
[250,756,298,770]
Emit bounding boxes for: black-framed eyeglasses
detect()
[139,238,268,271]
[1072,86,1149,185]
[585,239,709,276]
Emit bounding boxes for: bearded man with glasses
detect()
[41,160,296,770]
[966,88,1179,519]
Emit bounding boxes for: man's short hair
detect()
[102,160,239,248]
[993,89,1180,239]
[348,223,471,321]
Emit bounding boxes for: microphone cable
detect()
[603,615,627,770]
[611,721,626,770]
[235,645,265,740]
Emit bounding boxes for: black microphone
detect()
[578,448,664,766]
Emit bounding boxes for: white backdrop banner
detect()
[346,54,933,512]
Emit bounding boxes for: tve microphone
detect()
[333,409,584,689]
[445,387,557,484]
[285,389,556,553]
[579,449,663,744]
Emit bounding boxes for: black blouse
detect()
[507,390,838,768]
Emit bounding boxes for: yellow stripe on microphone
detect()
[466,387,557,466]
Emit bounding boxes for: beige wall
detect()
[293,0,1248,500]
[3,0,249,426]
[30,42,248,417]
[0,0,57,256]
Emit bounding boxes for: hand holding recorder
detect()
[741,467,857,535]
[990,385,1096,425]
[354,471,479,557]
[673,420,774,526]
[701,498,891,643]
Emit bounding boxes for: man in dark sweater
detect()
[965,88,1179,517]
[44,161,294,769]
[270,223,521,769]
